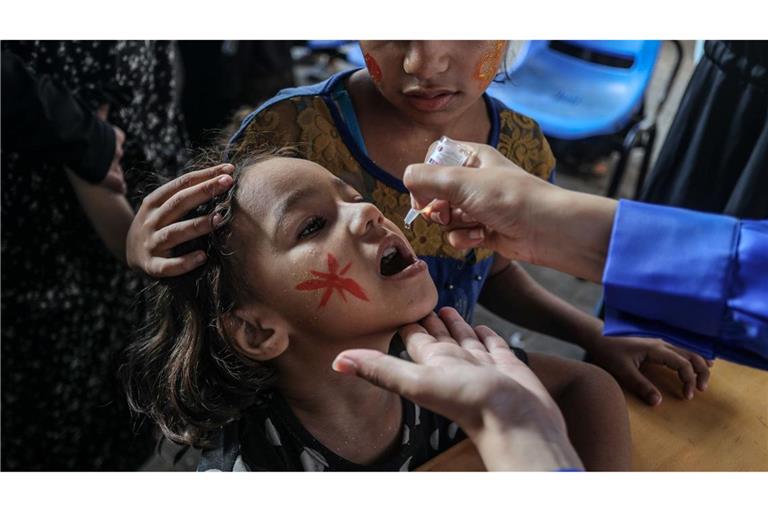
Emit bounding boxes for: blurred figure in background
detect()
[641,41,767,219]
[178,41,296,146]
[1,41,187,470]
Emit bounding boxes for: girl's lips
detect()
[380,258,428,281]
[402,92,458,112]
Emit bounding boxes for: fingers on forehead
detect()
[148,164,233,206]
[155,175,233,226]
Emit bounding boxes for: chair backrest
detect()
[307,40,354,50]
[489,40,662,139]
[547,40,660,75]
[344,44,366,67]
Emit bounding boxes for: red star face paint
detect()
[474,41,505,85]
[364,52,383,83]
[295,253,370,308]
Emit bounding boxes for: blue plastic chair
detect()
[307,40,354,51]
[488,40,682,197]
[344,44,365,67]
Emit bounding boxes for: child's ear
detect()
[222,305,290,362]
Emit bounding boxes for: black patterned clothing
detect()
[1,41,187,470]
[198,392,465,472]
[641,41,768,219]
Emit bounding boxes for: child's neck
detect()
[274,330,403,465]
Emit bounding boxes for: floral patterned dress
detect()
[1,41,187,470]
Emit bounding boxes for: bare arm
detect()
[66,169,134,263]
[479,257,604,350]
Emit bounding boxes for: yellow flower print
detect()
[382,192,398,212]
[296,106,316,130]
[498,111,555,181]
[408,217,444,256]
[372,182,402,217]
[475,247,494,262]
[296,102,343,162]
[253,110,280,132]
[371,183,387,208]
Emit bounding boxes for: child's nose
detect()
[403,42,449,80]
[349,202,384,237]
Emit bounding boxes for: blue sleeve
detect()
[602,200,768,370]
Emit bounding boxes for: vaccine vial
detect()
[404,136,475,229]
[425,136,475,167]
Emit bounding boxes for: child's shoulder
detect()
[491,97,556,181]
[230,70,356,147]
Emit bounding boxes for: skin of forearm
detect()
[66,170,134,263]
[472,407,582,471]
[478,262,605,352]
[529,188,617,284]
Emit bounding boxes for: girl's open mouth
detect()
[378,235,427,280]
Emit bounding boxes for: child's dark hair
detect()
[123,142,297,448]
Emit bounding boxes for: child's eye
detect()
[297,216,326,240]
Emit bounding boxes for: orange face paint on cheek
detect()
[295,253,369,308]
[364,52,383,83]
[473,41,505,85]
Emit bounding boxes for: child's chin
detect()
[405,290,439,323]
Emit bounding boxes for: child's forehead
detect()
[241,157,331,194]
[237,157,339,215]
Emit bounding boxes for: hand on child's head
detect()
[126,162,235,278]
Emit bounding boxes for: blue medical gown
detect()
[602,200,768,370]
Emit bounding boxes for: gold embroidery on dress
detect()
[498,110,556,181]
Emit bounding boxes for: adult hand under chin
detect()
[332,307,581,471]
